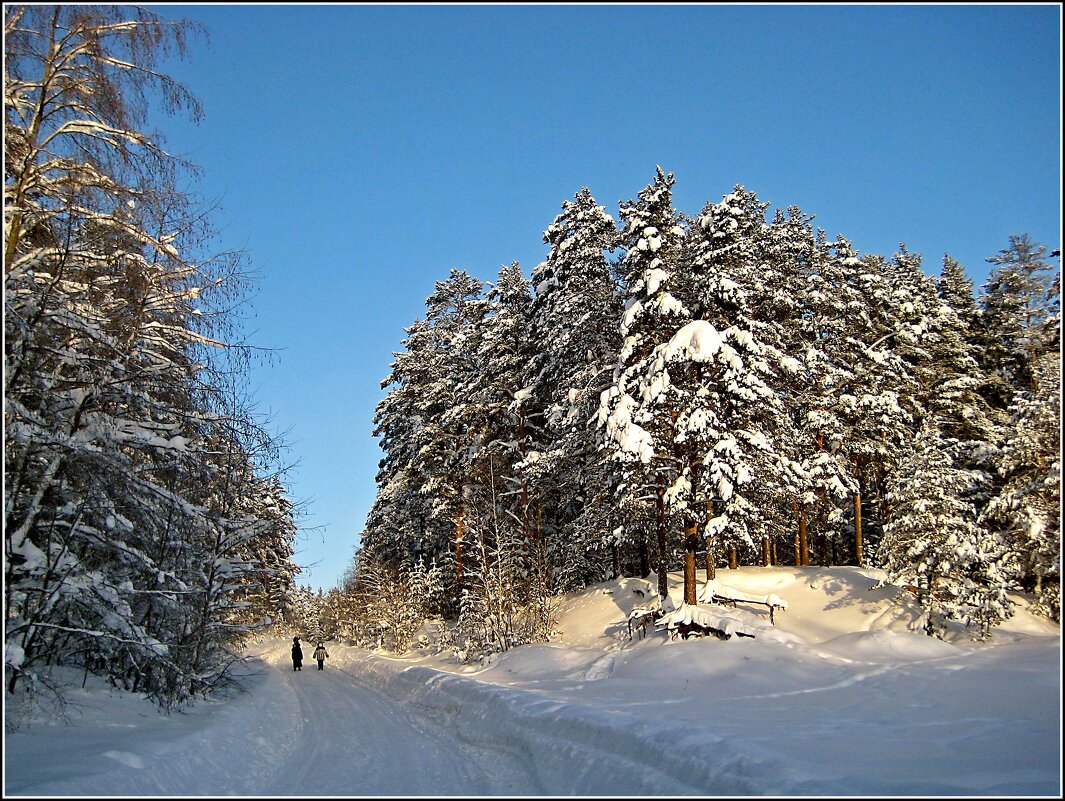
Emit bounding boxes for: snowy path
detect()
[258,646,537,795]
[5,643,542,796]
[6,640,784,796]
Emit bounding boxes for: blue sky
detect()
[149,3,1061,590]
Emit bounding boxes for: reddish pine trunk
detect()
[851,458,864,566]
[454,505,464,590]
[656,474,668,599]
[683,522,699,605]
[853,490,863,566]
[518,409,531,548]
[705,502,716,581]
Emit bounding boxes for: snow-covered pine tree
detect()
[210,470,302,639]
[681,187,813,575]
[979,234,1059,406]
[918,258,1005,525]
[983,352,1061,621]
[522,188,621,590]
[472,263,535,550]
[780,233,871,567]
[937,255,981,334]
[598,167,689,600]
[977,236,1059,620]
[466,263,552,616]
[881,421,1013,639]
[249,476,302,626]
[821,244,918,567]
[934,254,1007,485]
[360,270,487,607]
[363,316,448,571]
[649,186,787,602]
[871,247,1015,638]
[415,270,487,595]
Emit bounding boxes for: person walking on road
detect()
[291,636,304,671]
[313,642,329,670]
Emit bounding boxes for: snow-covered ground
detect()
[5,566,1061,796]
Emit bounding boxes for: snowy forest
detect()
[3,5,1061,713]
[4,7,302,708]
[329,170,1061,657]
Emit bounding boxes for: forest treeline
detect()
[4,7,301,708]
[4,6,1060,705]
[325,168,1059,657]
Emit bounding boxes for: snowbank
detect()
[347,566,1061,795]
[5,567,1060,796]
[349,652,790,795]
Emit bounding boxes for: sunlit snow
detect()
[5,566,1059,796]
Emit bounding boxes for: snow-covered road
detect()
[5,642,543,796]
[6,639,787,796]
[259,645,538,795]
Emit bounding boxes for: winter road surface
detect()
[2,638,837,796]
[7,639,784,796]
[5,642,545,796]
[255,645,539,795]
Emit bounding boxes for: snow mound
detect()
[698,577,788,609]
[817,628,961,663]
[356,657,789,795]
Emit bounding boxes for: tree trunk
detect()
[727,544,738,570]
[683,521,699,605]
[704,502,716,581]
[799,513,809,566]
[455,504,465,591]
[792,502,801,566]
[656,474,668,600]
[852,460,860,566]
[639,539,650,579]
[817,514,830,567]
[518,408,531,548]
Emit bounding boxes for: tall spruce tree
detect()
[979,234,1058,403]
[661,187,791,597]
[523,188,621,589]
[598,167,688,599]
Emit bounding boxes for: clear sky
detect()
[147,3,1061,591]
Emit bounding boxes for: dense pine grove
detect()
[337,167,1059,657]
[4,6,301,708]
[5,6,1060,705]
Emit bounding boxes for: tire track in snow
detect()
[251,645,540,795]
